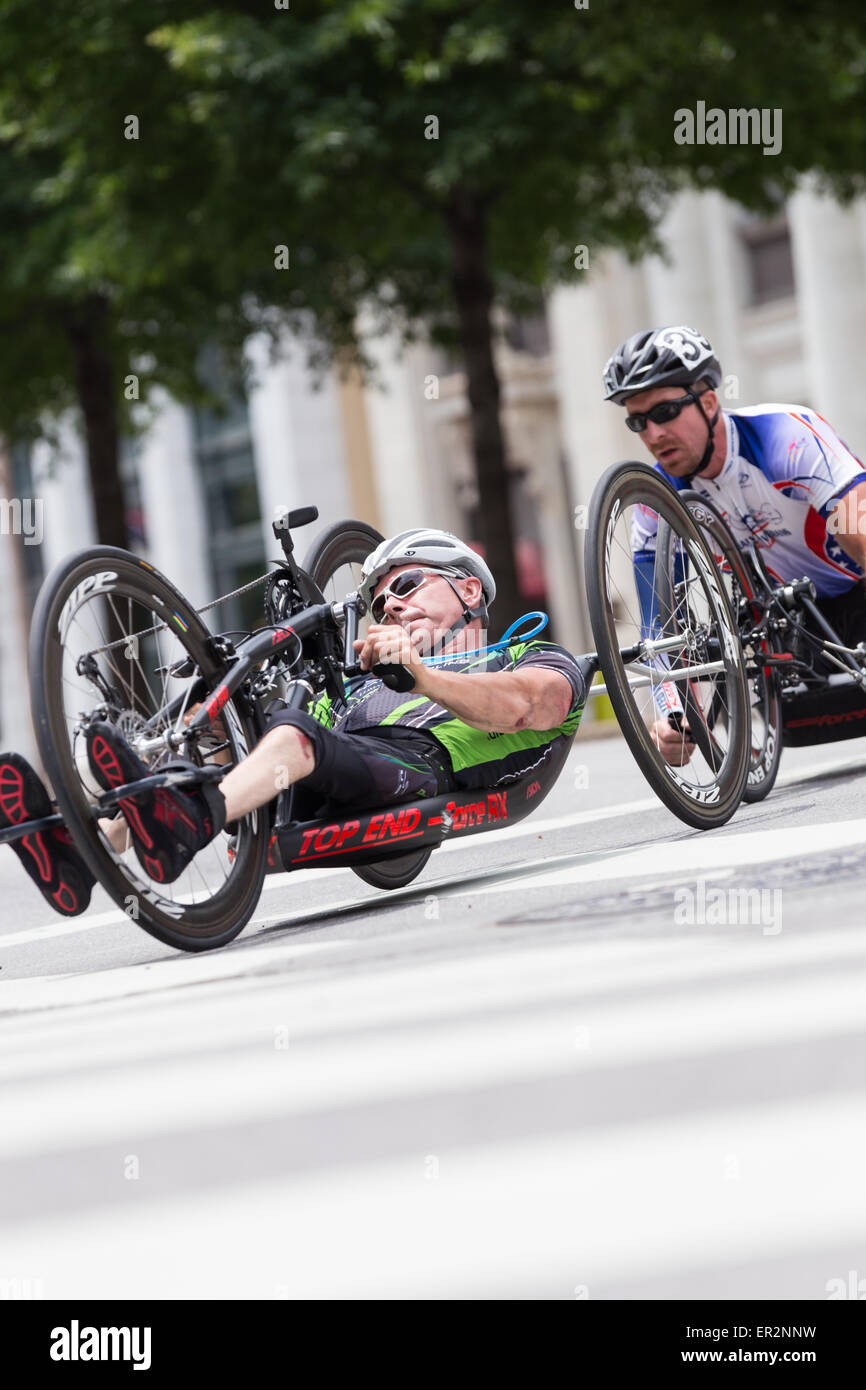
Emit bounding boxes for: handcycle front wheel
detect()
[659,491,783,804]
[303,517,434,891]
[29,546,269,951]
[585,461,751,829]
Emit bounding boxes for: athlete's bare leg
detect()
[218,725,314,822]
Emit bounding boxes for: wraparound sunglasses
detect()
[625,387,709,433]
[370,567,463,623]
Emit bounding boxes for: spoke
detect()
[79,601,145,718]
[189,853,214,899]
[105,592,160,717]
[606,498,745,794]
[45,571,254,933]
[152,622,174,735]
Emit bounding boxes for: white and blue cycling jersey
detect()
[632,404,866,720]
[633,404,866,597]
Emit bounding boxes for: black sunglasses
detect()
[625,387,709,434]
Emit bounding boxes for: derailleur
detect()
[75,652,124,710]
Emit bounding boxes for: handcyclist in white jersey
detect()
[602,325,866,764]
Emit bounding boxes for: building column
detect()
[135,392,212,608]
[29,414,97,575]
[644,192,717,330]
[335,365,382,532]
[357,322,433,536]
[246,330,352,559]
[700,193,752,400]
[548,261,649,657]
[499,355,585,656]
[789,188,866,449]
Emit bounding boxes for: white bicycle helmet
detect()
[359,528,496,613]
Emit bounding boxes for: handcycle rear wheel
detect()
[29,547,269,951]
[659,491,783,803]
[303,519,385,637]
[585,461,750,829]
[303,518,434,891]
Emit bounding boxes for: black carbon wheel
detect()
[29,547,268,951]
[585,461,750,829]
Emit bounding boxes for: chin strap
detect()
[428,576,488,657]
[682,389,720,483]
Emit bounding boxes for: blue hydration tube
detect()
[421,611,549,665]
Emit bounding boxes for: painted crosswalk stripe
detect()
[0,1092,863,1298]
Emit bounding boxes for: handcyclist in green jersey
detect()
[0,529,588,915]
[218,529,587,823]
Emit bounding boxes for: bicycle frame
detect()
[274,738,572,872]
[678,504,866,746]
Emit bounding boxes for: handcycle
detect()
[5,470,756,952]
[585,459,866,819]
[652,484,866,779]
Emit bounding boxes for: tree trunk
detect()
[446,188,522,639]
[65,294,128,549]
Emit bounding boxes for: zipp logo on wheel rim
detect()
[58,571,119,641]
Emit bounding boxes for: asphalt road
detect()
[2,730,866,1299]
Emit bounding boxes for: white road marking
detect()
[1,1092,863,1298]
[4,914,866,1057]
[446,818,866,899]
[0,937,344,1016]
[2,947,866,1157]
[5,917,866,1075]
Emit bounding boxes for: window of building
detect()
[740,217,796,306]
[119,435,148,553]
[192,348,265,634]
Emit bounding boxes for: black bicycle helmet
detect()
[602,326,721,404]
[603,325,723,478]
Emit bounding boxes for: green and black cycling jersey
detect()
[309,639,587,789]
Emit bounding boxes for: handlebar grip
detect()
[372,662,416,692]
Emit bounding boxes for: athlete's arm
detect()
[353,624,574,732]
[633,516,696,762]
[827,479,866,569]
[414,662,574,733]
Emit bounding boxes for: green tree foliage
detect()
[1,0,865,619]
